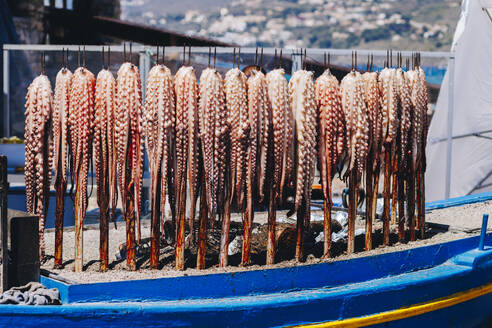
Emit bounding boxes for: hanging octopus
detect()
[224,67,249,209]
[408,65,428,239]
[266,68,294,201]
[25,74,54,259]
[52,67,72,267]
[174,65,199,269]
[175,66,199,239]
[418,66,429,237]
[289,70,317,212]
[115,62,144,270]
[143,63,175,260]
[406,69,419,172]
[417,67,429,170]
[396,68,412,170]
[250,70,270,203]
[52,68,72,192]
[379,68,399,145]
[361,70,381,250]
[93,68,116,271]
[412,67,428,168]
[219,67,248,267]
[340,70,369,253]
[198,68,227,221]
[362,72,382,171]
[69,66,95,271]
[315,68,345,257]
[289,69,317,261]
[315,69,346,208]
[378,67,398,245]
[264,68,293,264]
[341,71,369,178]
[242,68,268,265]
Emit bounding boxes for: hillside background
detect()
[121,0,461,51]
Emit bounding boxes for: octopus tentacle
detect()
[315,69,345,203]
[115,62,144,268]
[248,70,268,203]
[25,74,54,259]
[198,68,227,220]
[340,71,369,180]
[289,70,318,212]
[174,66,199,239]
[225,68,248,209]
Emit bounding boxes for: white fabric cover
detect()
[426,0,492,201]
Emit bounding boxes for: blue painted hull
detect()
[1,292,492,328]
[0,234,487,327]
[2,193,492,327]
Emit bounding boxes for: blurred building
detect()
[6,0,121,44]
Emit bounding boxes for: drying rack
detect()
[2,44,466,198]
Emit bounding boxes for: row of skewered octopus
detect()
[25,55,428,267]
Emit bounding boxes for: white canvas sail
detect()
[426,0,492,201]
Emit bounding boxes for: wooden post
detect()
[125,185,136,271]
[188,191,197,245]
[241,193,253,266]
[74,188,83,272]
[397,170,405,243]
[304,196,312,229]
[219,197,232,267]
[407,167,416,242]
[416,169,421,233]
[168,159,177,244]
[98,144,110,272]
[419,119,427,240]
[416,163,425,239]
[365,160,373,251]
[54,174,66,269]
[370,163,380,250]
[41,139,51,260]
[197,173,208,270]
[125,141,136,271]
[382,145,391,246]
[241,154,255,267]
[266,186,277,265]
[323,157,333,258]
[419,165,426,239]
[391,150,398,225]
[323,199,332,258]
[295,197,306,262]
[150,170,161,269]
[175,182,187,271]
[347,168,358,254]
[99,189,109,272]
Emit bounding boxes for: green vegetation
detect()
[362,27,391,42]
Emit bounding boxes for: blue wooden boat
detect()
[1,193,492,327]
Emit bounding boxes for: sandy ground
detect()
[425,201,492,232]
[41,200,491,283]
